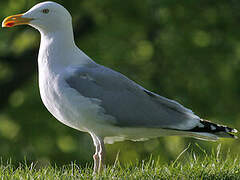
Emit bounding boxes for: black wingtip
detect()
[187,119,238,139]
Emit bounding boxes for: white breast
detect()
[38,65,117,134]
[37,31,116,135]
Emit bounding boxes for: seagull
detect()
[2,1,238,174]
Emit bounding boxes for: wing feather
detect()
[65,65,199,130]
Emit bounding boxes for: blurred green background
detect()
[0,0,239,167]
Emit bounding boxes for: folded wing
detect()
[65,65,200,130]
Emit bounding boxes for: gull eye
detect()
[42,9,49,14]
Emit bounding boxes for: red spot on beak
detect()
[5,22,15,27]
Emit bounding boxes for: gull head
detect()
[2,1,72,34]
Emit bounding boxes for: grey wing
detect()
[65,65,200,130]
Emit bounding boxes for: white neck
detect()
[38,28,94,75]
[40,26,75,50]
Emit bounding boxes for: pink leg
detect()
[90,133,100,174]
[93,150,99,174]
[98,139,105,173]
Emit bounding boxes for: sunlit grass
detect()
[0,146,239,179]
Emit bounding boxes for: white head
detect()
[2,1,72,34]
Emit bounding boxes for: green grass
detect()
[0,147,240,179]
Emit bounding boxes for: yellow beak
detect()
[2,14,33,28]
